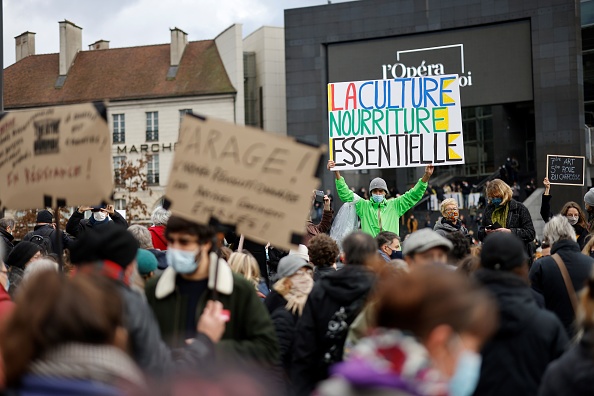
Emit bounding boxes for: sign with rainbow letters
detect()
[328,75,464,170]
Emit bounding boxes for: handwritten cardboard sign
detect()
[328,75,464,171]
[165,115,325,251]
[547,154,585,186]
[0,102,114,210]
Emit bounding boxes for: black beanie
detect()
[96,225,139,268]
[69,230,102,265]
[36,210,53,224]
[481,233,528,271]
[6,241,42,270]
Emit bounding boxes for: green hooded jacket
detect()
[335,176,427,236]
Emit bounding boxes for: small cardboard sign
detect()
[0,102,114,210]
[546,154,585,186]
[165,114,325,251]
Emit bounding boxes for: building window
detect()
[147,154,159,185]
[113,155,126,186]
[113,114,125,143]
[114,199,126,211]
[146,111,159,141]
[179,109,192,125]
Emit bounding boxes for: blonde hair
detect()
[486,179,512,204]
[228,252,261,289]
[440,198,458,216]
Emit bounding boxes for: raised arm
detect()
[328,160,355,203]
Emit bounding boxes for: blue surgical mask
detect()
[4,278,9,292]
[372,194,384,203]
[166,248,199,274]
[491,198,503,206]
[449,349,482,396]
[390,250,403,260]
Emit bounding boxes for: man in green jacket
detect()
[327,160,434,237]
[145,216,279,364]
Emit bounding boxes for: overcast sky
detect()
[3,0,354,67]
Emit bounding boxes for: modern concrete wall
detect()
[285,0,585,206]
[244,26,287,135]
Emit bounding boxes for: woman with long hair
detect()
[541,177,589,249]
[228,251,269,300]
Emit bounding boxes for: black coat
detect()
[473,269,568,396]
[479,200,535,257]
[265,291,299,374]
[66,211,128,238]
[23,224,73,255]
[538,330,594,396]
[540,194,589,250]
[313,265,336,282]
[0,228,14,263]
[290,265,374,396]
[530,239,594,337]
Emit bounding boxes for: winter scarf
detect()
[491,202,509,228]
[273,271,314,316]
[28,343,145,389]
[330,329,448,396]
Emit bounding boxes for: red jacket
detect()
[149,225,168,250]
[0,285,14,325]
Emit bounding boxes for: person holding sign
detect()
[541,177,589,250]
[327,160,433,237]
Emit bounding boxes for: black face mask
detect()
[590,251,594,259]
[390,250,403,260]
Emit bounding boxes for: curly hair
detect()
[308,234,339,268]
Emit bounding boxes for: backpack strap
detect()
[551,253,579,315]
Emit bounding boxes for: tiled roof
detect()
[4,40,236,109]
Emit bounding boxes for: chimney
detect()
[89,40,109,50]
[170,27,188,67]
[15,32,36,62]
[59,20,82,76]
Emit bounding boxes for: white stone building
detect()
[5,21,286,221]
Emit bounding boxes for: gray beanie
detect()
[585,188,594,206]
[369,177,388,194]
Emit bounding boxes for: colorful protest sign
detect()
[165,114,325,251]
[0,102,113,210]
[547,154,585,186]
[328,75,464,170]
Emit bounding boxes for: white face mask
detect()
[567,215,579,226]
[93,212,107,222]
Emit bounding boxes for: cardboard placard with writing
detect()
[328,75,464,171]
[546,154,585,186]
[0,102,114,210]
[165,115,325,251]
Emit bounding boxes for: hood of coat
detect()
[155,252,233,299]
[318,265,374,305]
[474,268,537,335]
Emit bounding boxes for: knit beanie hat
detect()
[6,241,42,270]
[585,188,594,206]
[36,210,53,224]
[96,226,139,268]
[369,178,388,194]
[69,230,102,265]
[136,249,158,275]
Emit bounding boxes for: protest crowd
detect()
[0,151,594,396]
